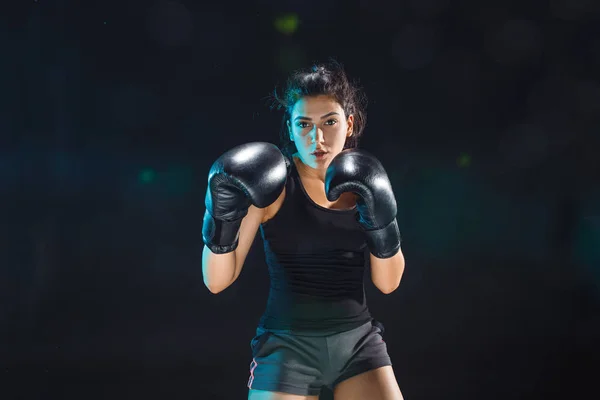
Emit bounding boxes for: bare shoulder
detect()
[262,186,286,224]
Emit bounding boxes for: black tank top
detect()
[258,161,372,334]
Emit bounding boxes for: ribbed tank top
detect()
[258,161,372,334]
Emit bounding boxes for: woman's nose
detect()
[309,126,324,143]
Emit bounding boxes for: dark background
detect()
[2,0,599,399]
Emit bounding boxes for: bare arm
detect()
[370,248,405,294]
[202,205,266,294]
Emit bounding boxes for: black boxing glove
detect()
[202,142,288,254]
[325,149,401,259]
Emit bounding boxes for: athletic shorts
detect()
[246,319,392,396]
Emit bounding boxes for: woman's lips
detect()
[312,150,328,159]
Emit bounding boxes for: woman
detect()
[202,61,405,400]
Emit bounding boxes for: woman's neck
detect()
[293,155,327,182]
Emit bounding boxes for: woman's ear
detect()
[346,114,354,137]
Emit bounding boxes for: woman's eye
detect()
[325,119,337,126]
[296,122,310,128]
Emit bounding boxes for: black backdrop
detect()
[2,1,599,399]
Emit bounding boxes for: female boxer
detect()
[202,61,405,400]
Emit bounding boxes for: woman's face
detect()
[288,95,354,170]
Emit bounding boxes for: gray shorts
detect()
[247,319,392,396]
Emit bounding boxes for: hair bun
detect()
[311,65,326,74]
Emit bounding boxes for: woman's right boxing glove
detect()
[202,142,288,254]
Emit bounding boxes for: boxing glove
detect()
[325,149,401,259]
[202,142,288,254]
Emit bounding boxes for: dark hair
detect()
[271,60,367,158]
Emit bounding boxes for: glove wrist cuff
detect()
[202,211,243,254]
[365,218,402,259]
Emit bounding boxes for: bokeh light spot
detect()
[457,153,472,168]
[274,14,299,35]
[139,168,156,183]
